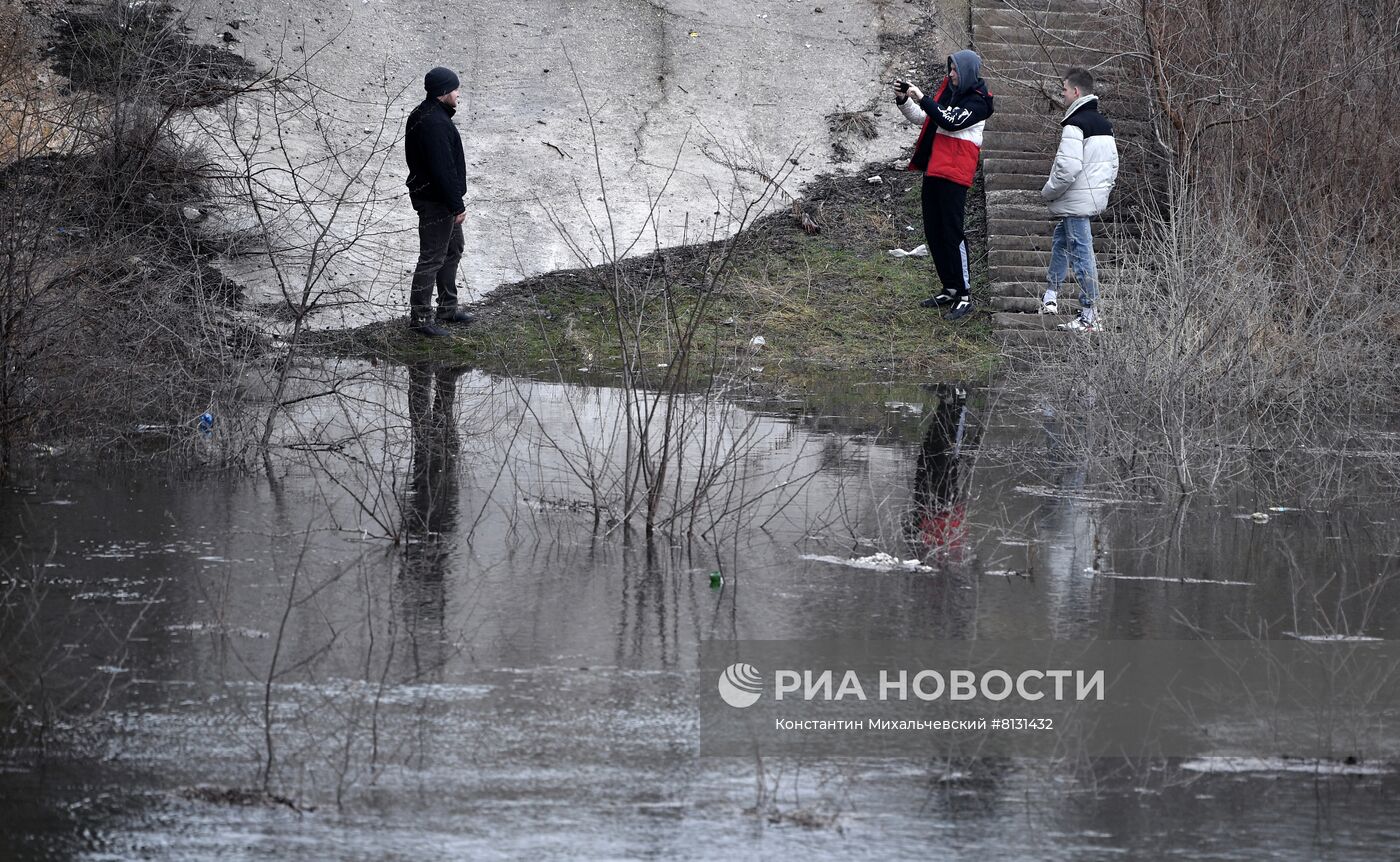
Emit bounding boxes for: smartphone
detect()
[894,80,910,92]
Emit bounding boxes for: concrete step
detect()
[986,188,1051,206]
[986,204,1054,223]
[992,237,1130,258]
[971,0,1112,15]
[992,311,1075,330]
[988,217,1056,237]
[972,8,1112,31]
[988,233,1054,252]
[977,24,1123,50]
[995,328,1074,347]
[983,168,1049,188]
[985,173,1050,193]
[989,248,1051,267]
[988,100,1066,119]
[980,130,1155,162]
[991,264,1055,283]
[984,113,1062,135]
[978,45,1102,66]
[985,280,1045,298]
[979,145,1058,161]
[991,91,1153,123]
[988,228,1137,253]
[994,100,1154,124]
[979,131,1059,153]
[993,76,1153,104]
[983,156,1052,176]
[989,295,1080,313]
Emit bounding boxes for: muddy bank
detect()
[157,0,965,329]
[317,159,999,386]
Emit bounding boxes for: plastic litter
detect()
[709,571,723,589]
[749,335,766,348]
[866,175,883,184]
[887,244,929,258]
[198,412,214,434]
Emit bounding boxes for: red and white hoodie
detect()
[899,53,994,187]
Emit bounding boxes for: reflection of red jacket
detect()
[900,80,994,188]
[918,503,967,551]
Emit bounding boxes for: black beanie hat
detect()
[425,66,459,98]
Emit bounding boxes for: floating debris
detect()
[1181,757,1388,776]
[167,622,270,639]
[1283,632,1383,643]
[801,552,932,573]
[1014,485,1142,505]
[1082,571,1253,586]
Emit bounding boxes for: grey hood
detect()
[948,50,983,99]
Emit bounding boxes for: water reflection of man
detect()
[399,362,465,660]
[906,384,971,557]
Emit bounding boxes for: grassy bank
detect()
[323,163,999,388]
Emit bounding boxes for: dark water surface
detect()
[2,364,1396,859]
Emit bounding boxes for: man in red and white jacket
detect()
[895,50,994,321]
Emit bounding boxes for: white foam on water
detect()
[800,552,932,573]
[1182,757,1389,776]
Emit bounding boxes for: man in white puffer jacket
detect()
[1040,67,1119,332]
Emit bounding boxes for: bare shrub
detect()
[0,3,263,466]
[1018,188,1398,498]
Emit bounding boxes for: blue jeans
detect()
[1043,217,1099,321]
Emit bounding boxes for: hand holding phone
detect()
[893,79,911,93]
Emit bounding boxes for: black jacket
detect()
[405,98,466,213]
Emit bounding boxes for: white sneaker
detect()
[1057,316,1101,333]
[1039,301,1058,315]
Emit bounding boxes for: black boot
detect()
[410,311,451,338]
[435,306,476,324]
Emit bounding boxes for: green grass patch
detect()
[322,161,1001,388]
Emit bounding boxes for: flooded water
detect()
[3,363,1398,858]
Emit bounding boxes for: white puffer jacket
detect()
[1042,94,1119,218]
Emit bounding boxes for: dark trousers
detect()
[410,198,464,317]
[920,175,970,298]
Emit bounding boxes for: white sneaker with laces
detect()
[1057,316,1101,333]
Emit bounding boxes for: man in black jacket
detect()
[405,66,474,337]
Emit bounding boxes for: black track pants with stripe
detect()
[920,175,970,298]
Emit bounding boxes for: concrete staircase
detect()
[971,0,1159,345]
